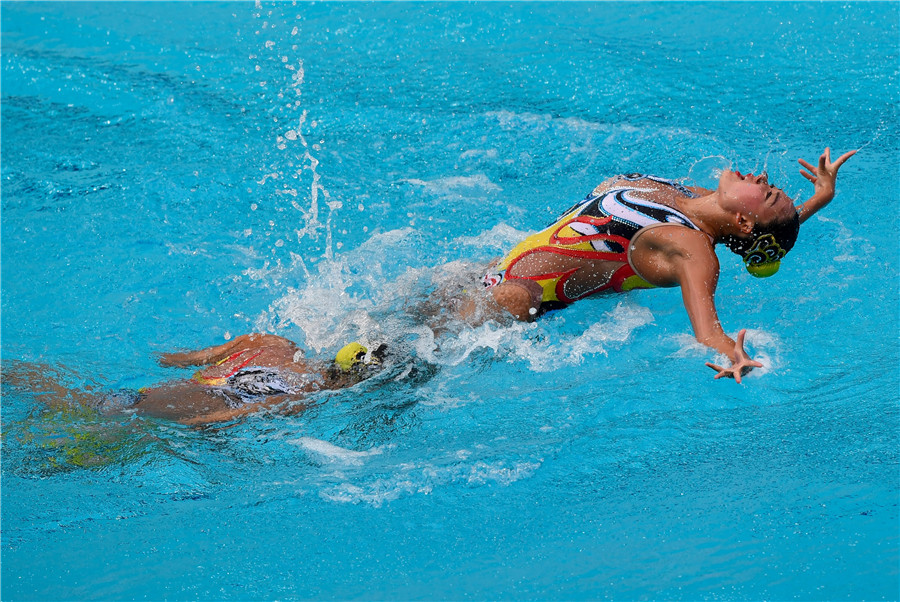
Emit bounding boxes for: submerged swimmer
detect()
[476,148,856,382]
[141,335,385,424]
[8,336,384,426]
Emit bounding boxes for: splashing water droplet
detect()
[688,155,731,189]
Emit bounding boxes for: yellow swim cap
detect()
[743,234,786,279]
[746,260,781,278]
[335,342,368,371]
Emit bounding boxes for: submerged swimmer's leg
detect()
[2,361,100,409]
[409,263,542,329]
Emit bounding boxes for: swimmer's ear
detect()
[735,212,755,235]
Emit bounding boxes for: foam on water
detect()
[429,300,655,372]
[319,456,542,507]
[288,436,386,466]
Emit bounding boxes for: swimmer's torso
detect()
[190,343,325,406]
[482,174,704,308]
[188,340,370,407]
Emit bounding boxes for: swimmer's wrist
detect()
[811,188,835,202]
[696,333,738,363]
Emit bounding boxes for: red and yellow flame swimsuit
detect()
[482,174,702,309]
[192,349,264,386]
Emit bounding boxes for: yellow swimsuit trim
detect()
[494,209,654,303]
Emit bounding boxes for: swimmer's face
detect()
[718,170,796,226]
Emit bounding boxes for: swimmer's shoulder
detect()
[590,174,679,194]
[590,174,638,195]
[591,175,712,202]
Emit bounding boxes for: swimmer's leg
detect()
[414,269,541,326]
[488,280,543,322]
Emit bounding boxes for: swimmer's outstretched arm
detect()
[158,333,295,368]
[795,148,857,224]
[635,226,761,382]
[675,245,762,384]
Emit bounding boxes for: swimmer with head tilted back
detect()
[479,147,856,382]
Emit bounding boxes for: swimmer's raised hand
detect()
[796,147,857,224]
[705,329,763,384]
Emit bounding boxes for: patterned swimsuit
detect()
[482,174,701,309]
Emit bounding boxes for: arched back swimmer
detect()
[481,148,856,382]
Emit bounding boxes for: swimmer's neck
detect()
[675,190,735,241]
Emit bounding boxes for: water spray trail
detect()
[254,3,339,259]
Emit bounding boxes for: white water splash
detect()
[253,222,657,369]
[427,300,654,372]
[319,458,541,507]
[256,257,380,353]
[669,328,782,377]
[288,437,385,466]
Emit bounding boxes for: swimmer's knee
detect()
[490,280,541,321]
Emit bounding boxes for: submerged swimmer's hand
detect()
[705,329,763,384]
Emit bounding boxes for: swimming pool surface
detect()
[2,2,898,600]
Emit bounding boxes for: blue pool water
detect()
[2,2,898,599]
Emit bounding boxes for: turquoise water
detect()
[2,2,898,599]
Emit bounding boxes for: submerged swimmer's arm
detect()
[134,383,307,426]
[158,334,295,368]
[795,148,857,224]
[632,227,761,383]
[177,395,307,427]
